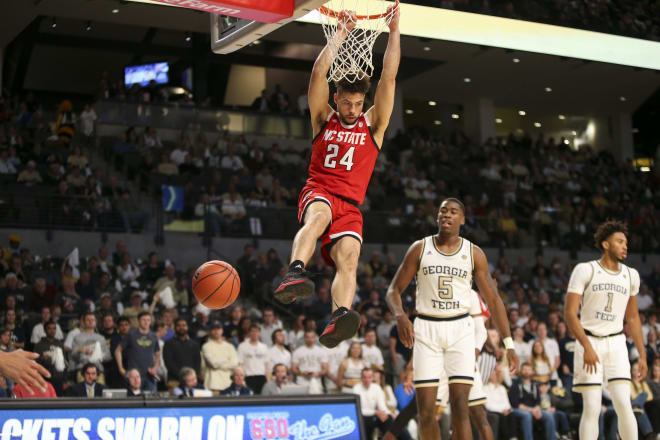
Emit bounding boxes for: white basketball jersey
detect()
[567,260,640,336]
[416,236,474,317]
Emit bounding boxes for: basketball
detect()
[192,260,241,310]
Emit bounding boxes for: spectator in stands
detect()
[259,308,282,347]
[337,341,367,392]
[163,317,201,389]
[535,321,560,383]
[116,311,160,391]
[377,309,395,349]
[251,89,270,113]
[153,263,188,307]
[122,291,144,328]
[195,193,225,236]
[220,366,253,396]
[201,320,238,394]
[530,340,553,384]
[538,381,571,438]
[30,306,64,344]
[33,320,66,394]
[353,367,394,439]
[237,324,269,394]
[484,364,515,440]
[359,290,387,322]
[220,145,244,172]
[292,330,327,393]
[0,149,17,174]
[261,363,290,396]
[126,368,142,397]
[556,321,575,389]
[509,362,557,440]
[17,160,42,186]
[4,309,24,349]
[637,284,653,312]
[267,329,291,372]
[373,368,398,416]
[116,252,141,287]
[141,252,163,287]
[221,187,247,232]
[156,153,178,175]
[0,328,11,351]
[173,367,205,397]
[362,328,385,370]
[71,312,111,379]
[118,190,150,233]
[67,363,105,397]
[79,104,97,144]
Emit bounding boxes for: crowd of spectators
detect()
[0,235,659,438]
[428,0,660,41]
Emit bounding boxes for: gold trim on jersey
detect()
[596,260,622,275]
[468,398,487,407]
[414,382,440,389]
[448,378,474,385]
[587,261,596,286]
[432,236,464,257]
[470,243,474,272]
[417,239,426,272]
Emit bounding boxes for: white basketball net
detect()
[319,0,397,83]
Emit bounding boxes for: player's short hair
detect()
[594,219,628,251]
[335,75,371,96]
[440,197,465,213]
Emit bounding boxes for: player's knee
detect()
[449,392,469,418]
[334,243,360,273]
[418,405,436,426]
[582,401,600,420]
[306,209,331,230]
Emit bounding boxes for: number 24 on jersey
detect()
[323,144,355,171]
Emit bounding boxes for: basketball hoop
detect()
[318,0,399,83]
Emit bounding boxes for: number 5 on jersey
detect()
[438,276,453,299]
[323,144,355,171]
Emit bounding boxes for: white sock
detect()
[609,382,638,440]
[580,388,602,440]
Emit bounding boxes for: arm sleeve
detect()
[566,263,593,295]
[473,316,487,351]
[629,267,640,296]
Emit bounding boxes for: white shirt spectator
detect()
[170,148,188,166]
[324,341,349,391]
[63,328,81,351]
[260,321,283,347]
[637,291,653,312]
[237,340,268,376]
[514,340,532,364]
[536,337,560,368]
[220,155,244,172]
[30,322,64,344]
[80,108,98,137]
[484,382,512,413]
[221,195,246,218]
[362,344,384,369]
[292,344,327,385]
[352,382,390,417]
[266,345,292,372]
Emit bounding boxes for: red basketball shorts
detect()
[297,185,363,266]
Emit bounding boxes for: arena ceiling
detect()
[4,0,660,117]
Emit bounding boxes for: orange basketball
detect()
[192,260,240,309]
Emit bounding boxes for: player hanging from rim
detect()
[383,288,496,440]
[273,6,401,348]
[565,220,646,440]
[386,198,518,440]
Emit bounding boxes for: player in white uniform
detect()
[565,220,646,440]
[386,198,518,440]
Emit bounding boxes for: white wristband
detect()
[503,337,514,350]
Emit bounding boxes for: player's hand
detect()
[387,4,400,31]
[0,350,51,395]
[638,357,648,380]
[403,379,414,395]
[396,315,414,349]
[506,349,519,375]
[475,349,480,360]
[583,345,600,375]
[337,10,357,34]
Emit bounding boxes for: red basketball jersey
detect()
[306,111,379,205]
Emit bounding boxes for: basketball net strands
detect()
[207,0,398,83]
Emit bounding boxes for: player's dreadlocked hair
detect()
[441,197,465,213]
[593,219,628,251]
[335,74,371,96]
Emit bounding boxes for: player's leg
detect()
[605,335,637,440]
[416,386,442,440]
[469,405,494,440]
[445,317,476,440]
[319,235,361,348]
[574,336,605,440]
[274,199,330,304]
[448,383,472,440]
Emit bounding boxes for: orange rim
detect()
[319,0,398,21]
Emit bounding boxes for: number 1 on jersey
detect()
[323,144,355,171]
[604,292,613,312]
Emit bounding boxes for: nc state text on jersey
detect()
[322,130,368,145]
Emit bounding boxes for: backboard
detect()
[210,0,326,54]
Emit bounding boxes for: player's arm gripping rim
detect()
[366,5,400,144]
[472,245,519,374]
[385,239,424,349]
[564,292,600,375]
[625,294,647,380]
[308,11,357,135]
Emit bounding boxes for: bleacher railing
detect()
[96,100,312,139]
